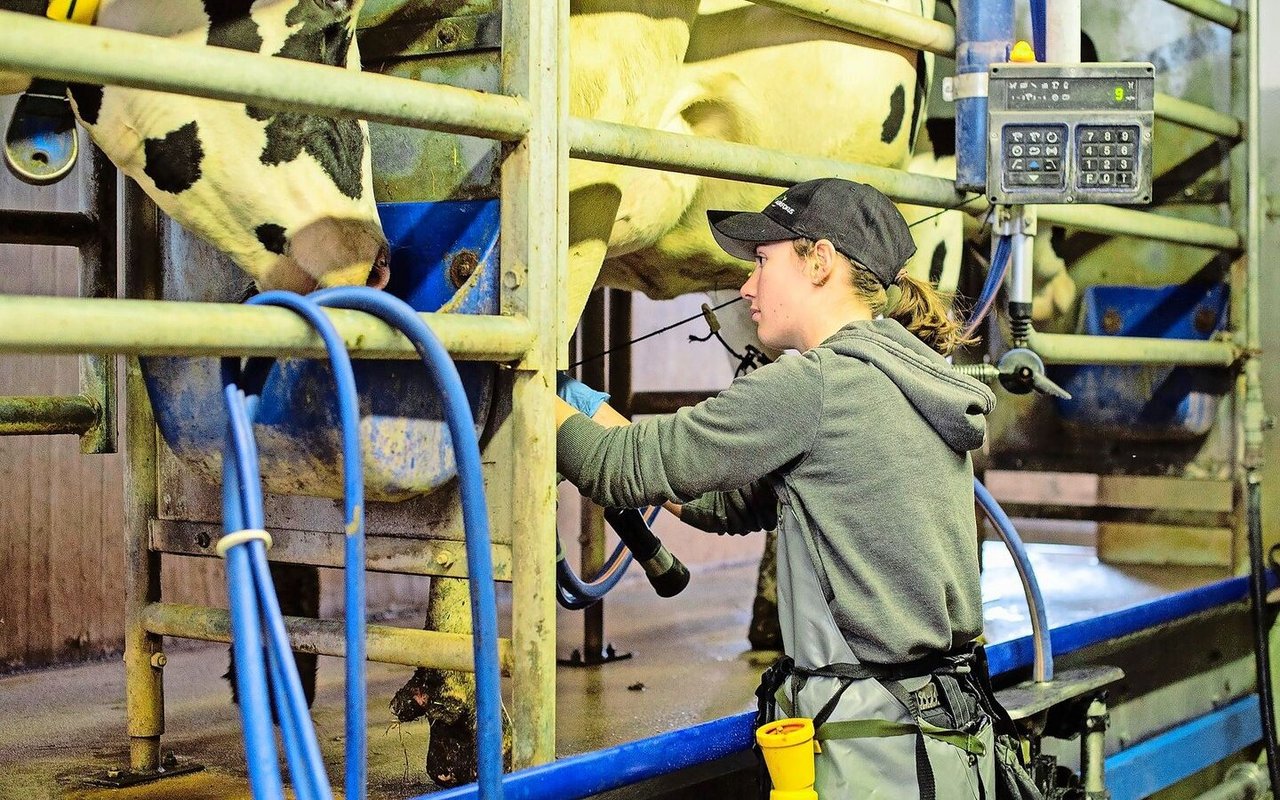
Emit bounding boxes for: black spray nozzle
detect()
[603,507,690,598]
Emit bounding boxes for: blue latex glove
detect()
[556,372,610,418]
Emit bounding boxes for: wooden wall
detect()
[0,109,127,669]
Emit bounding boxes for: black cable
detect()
[571,296,742,368]
[569,195,979,369]
[1245,469,1280,795]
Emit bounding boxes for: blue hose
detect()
[556,536,632,610]
[963,235,1012,339]
[309,287,505,800]
[555,507,663,609]
[1029,0,1048,62]
[974,478,1054,681]
[221,291,360,800]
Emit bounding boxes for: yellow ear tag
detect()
[1010,40,1037,63]
[46,0,100,25]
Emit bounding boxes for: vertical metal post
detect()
[503,0,566,769]
[79,145,117,454]
[1081,698,1110,799]
[606,289,632,417]
[1044,0,1081,64]
[1228,0,1262,570]
[579,291,607,661]
[121,179,163,772]
[954,0,1014,191]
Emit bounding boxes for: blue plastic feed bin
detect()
[1049,283,1230,440]
[142,199,501,501]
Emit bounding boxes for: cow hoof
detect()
[425,715,477,787]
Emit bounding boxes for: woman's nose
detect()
[740,269,758,300]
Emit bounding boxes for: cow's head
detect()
[5,0,388,292]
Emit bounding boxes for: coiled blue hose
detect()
[221,288,506,800]
[223,290,360,800]
[309,287,505,800]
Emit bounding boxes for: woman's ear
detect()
[810,239,838,286]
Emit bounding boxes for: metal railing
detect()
[0,0,1261,785]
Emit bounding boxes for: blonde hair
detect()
[791,238,976,356]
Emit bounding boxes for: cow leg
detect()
[749,530,781,651]
[391,577,511,787]
[224,562,320,716]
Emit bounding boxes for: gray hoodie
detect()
[558,318,997,665]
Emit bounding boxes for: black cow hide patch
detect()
[255,222,288,255]
[204,0,264,53]
[241,1,364,200]
[67,83,104,126]
[881,84,906,145]
[929,241,947,285]
[143,121,204,193]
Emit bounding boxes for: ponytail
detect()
[885,270,977,356]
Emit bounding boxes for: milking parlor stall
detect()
[1,0,1279,798]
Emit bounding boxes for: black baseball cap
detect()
[707,178,916,288]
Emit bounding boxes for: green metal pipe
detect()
[569,116,980,210]
[0,295,535,362]
[79,146,117,455]
[142,602,514,674]
[1161,0,1243,31]
[0,210,97,247]
[1026,331,1240,367]
[0,11,530,142]
[0,395,98,435]
[1155,92,1243,139]
[502,0,565,770]
[1240,0,1264,469]
[750,0,955,55]
[1036,204,1241,251]
[569,118,1242,250]
[122,180,164,774]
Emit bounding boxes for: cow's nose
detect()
[366,244,390,290]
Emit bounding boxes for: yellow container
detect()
[756,717,819,800]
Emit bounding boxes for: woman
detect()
[556,178,998,798]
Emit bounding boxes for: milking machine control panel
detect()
[986,63,1154,205]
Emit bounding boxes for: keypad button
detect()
[1007,172,1060,187]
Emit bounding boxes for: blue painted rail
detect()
[420,575,1263,800]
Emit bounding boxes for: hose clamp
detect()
[215,528,273,557]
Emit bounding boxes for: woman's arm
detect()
[557,396,683,517]
[557,355,822,511]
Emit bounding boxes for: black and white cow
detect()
[2,0,389,292]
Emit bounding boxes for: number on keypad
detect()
[1076,125,1139,191]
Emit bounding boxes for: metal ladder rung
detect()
[143,601,514,674]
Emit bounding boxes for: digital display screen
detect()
[1003,77,1140,111]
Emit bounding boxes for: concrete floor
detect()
[0,540,1230,800]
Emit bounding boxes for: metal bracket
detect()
[992,204,1037,238]
[944,72,989,102]
[557,643,633,668]
[82,754,204,788]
